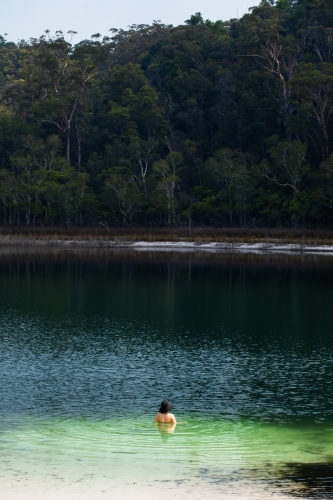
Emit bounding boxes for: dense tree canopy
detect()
[2,0,333,227]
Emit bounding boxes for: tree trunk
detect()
[320,119,330,158]
[66,130,70,163]
[229,191,233,225]
[280,80,292,122]
[76,119,81,171]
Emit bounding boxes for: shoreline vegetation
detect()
[2,227,333,254]
[2,2,333,230]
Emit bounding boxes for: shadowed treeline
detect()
[2,2,333,228]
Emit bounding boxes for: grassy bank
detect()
[0,226,333,246]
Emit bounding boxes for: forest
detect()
[1,0,333,228]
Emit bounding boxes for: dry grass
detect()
[0,226,333,246]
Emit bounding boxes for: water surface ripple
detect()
[0,250,333,498]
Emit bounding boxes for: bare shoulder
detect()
[168,413,177,423]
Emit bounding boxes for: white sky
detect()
[2,0,258,43]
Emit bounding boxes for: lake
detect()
[0,248,333,499]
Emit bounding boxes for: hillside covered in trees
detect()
[1,0,333,228]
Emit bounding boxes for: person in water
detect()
[154,399,177,424]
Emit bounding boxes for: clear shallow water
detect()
[0,249,333,498]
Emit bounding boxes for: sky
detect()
[2,0,259,44]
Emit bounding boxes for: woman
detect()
[154,399,177,424]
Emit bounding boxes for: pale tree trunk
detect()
[77,120,81,171]
[229,190,233,225]
[66,130,70,163]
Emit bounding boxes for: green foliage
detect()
[1,5,333,227]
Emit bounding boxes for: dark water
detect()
[0,249,333,497]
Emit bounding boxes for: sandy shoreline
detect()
[1,238,333,255]
[128,240,333,255]
[1,477,297,500]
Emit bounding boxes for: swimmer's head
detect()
[158,399,174,413]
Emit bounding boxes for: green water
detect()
[2,415,333,492]
[0,249,333,497]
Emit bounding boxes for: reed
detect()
[0,226,333,246]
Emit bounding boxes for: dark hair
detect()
[158,399,174,413]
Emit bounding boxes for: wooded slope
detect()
[1,0,333,228]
